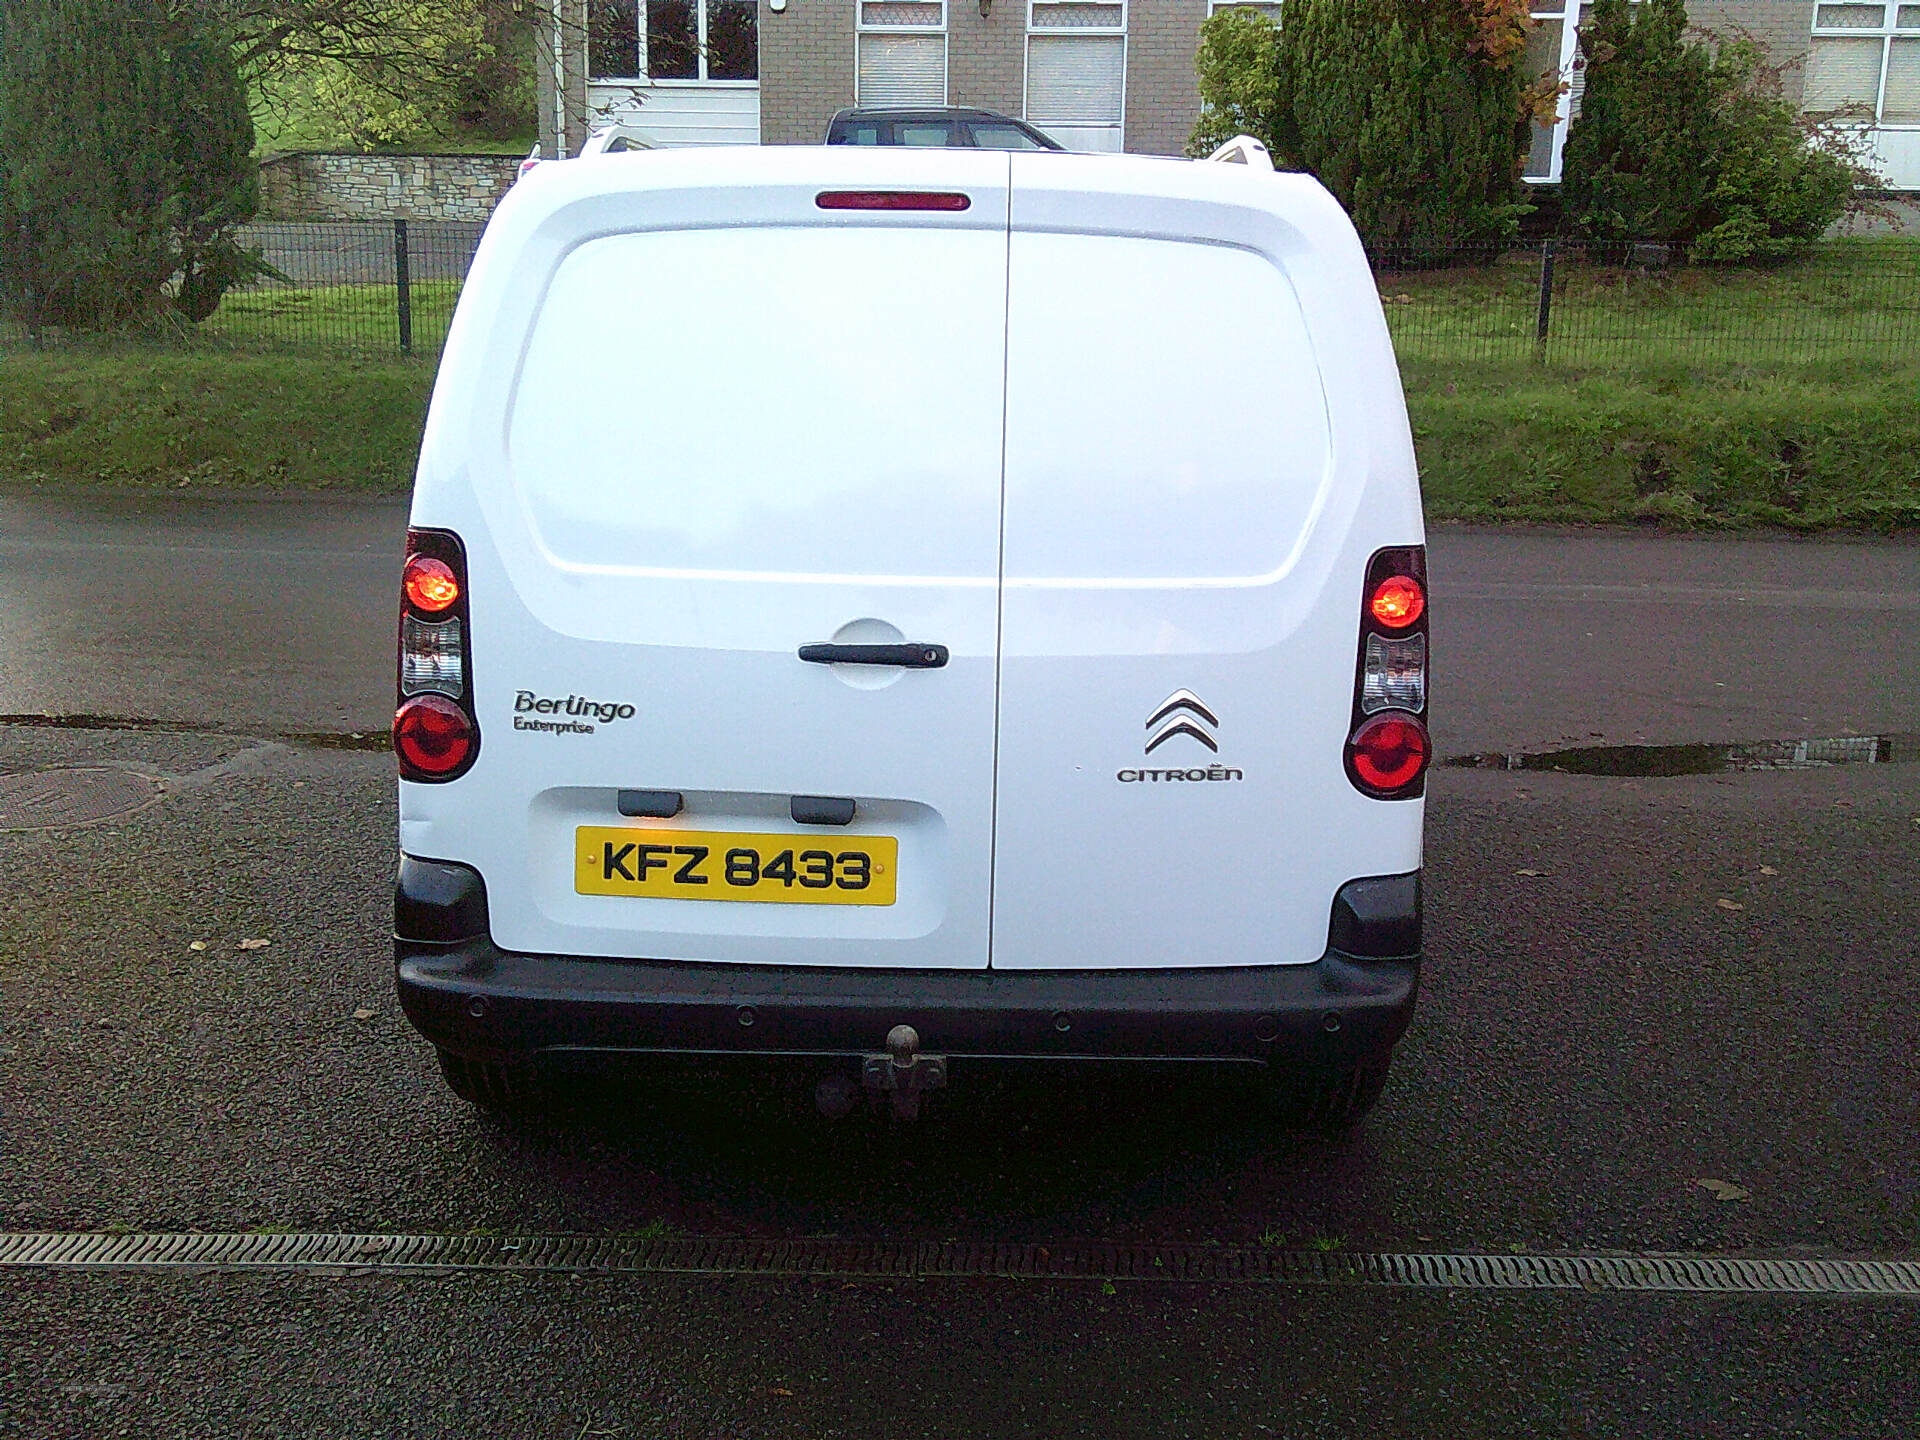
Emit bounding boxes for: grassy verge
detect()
[1,342,1915,531]
[0,347,431,493]
[1405,360,1920,529]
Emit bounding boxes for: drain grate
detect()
[0,768,162,831]
[2,1233,1916,1296]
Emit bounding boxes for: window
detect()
[1521,0,1590,181]
[897,121,960,144]
[970,121,1052,149]
[1206,0,1281,24]
[587,0,757,82]
[857,1,948,107]
[1026,0,1126,150]
[1808,3,1920,125]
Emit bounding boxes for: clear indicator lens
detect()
[1362,633,1426,715]
[1370,575,1424,628]
[404,555,461,613]
[401,614,465,697]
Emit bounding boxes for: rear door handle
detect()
[798,643,948,669]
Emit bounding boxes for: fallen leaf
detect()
[769,1387,794,1398]
[1515,869,1546,878]
[1759,866,1778,876]
[352,1008,376,1021]
[187,940,208,952]
[238,938,270,950]
[1694,1177,1751,1202]
[1715,899,1744,911]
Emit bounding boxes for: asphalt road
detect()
[1,493,1914,752]
[1,498,1917,1437]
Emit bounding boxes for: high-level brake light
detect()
[815,191,971,212]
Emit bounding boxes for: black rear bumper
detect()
[395,858,1421,1068]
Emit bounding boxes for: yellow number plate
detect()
[575,826,898,906]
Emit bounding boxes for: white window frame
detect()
[855,0,950,108]
[1205,0,1281,25]
[1523,2,1590,184]
[1024,0,1129,143]
[1808,3,1920,127]
[587,0,759,86]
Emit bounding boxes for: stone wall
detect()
[258,153,522,222]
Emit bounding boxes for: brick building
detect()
[534,1,1918,189]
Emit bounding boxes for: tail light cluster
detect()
[395,528,479,782]
[1345,545,1430,800]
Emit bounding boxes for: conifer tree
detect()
[0,0,261,328]
[1193,0,1535,262]
[1562,0,1855,260]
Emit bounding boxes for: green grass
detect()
[1406,361,1920,529]
[203,279,462,356]
[2,239,1915,525]
[0,345,431,493]
[1381,236,1920,374]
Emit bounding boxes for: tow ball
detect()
[860,1023,947,1121]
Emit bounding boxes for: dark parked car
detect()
[825,107,1065,151]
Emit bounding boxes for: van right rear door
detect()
[988,155,1424,973]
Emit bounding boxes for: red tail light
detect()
[1349,713,1431,792]
[403,554,461,613]
[1369,574,1424,628]
[396,528,478,782]
[395,695,475,777]
[1346,545,1429,799]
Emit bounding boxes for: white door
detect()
[436,152,1012,970]
[988,158,1418,970]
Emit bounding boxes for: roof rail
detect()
[1206,135,1273,171]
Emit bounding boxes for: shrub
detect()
[1191,0,1534,263]
[1561,0,1858,262]
[0,0,261,330]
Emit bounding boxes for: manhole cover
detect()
[0,768,163,830]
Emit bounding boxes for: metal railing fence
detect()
[3,222,1916,373]
[1373,237,1920,370]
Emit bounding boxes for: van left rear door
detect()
[416,149,1012,972]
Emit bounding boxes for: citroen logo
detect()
[1144,689,1219,754]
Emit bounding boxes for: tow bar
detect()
[861,1024,947,1121]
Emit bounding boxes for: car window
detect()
[897,122,956,146]
[968,122,1049,151]
[833,123,885,145]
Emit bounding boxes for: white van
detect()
[393,143,1430,1130]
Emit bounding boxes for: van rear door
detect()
[433,150,1011,970]
[988,155,1421,972]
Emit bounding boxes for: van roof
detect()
[496,143,1342,232]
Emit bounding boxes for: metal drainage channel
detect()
[3,1234,1918,1296]
[0,769,162,831]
